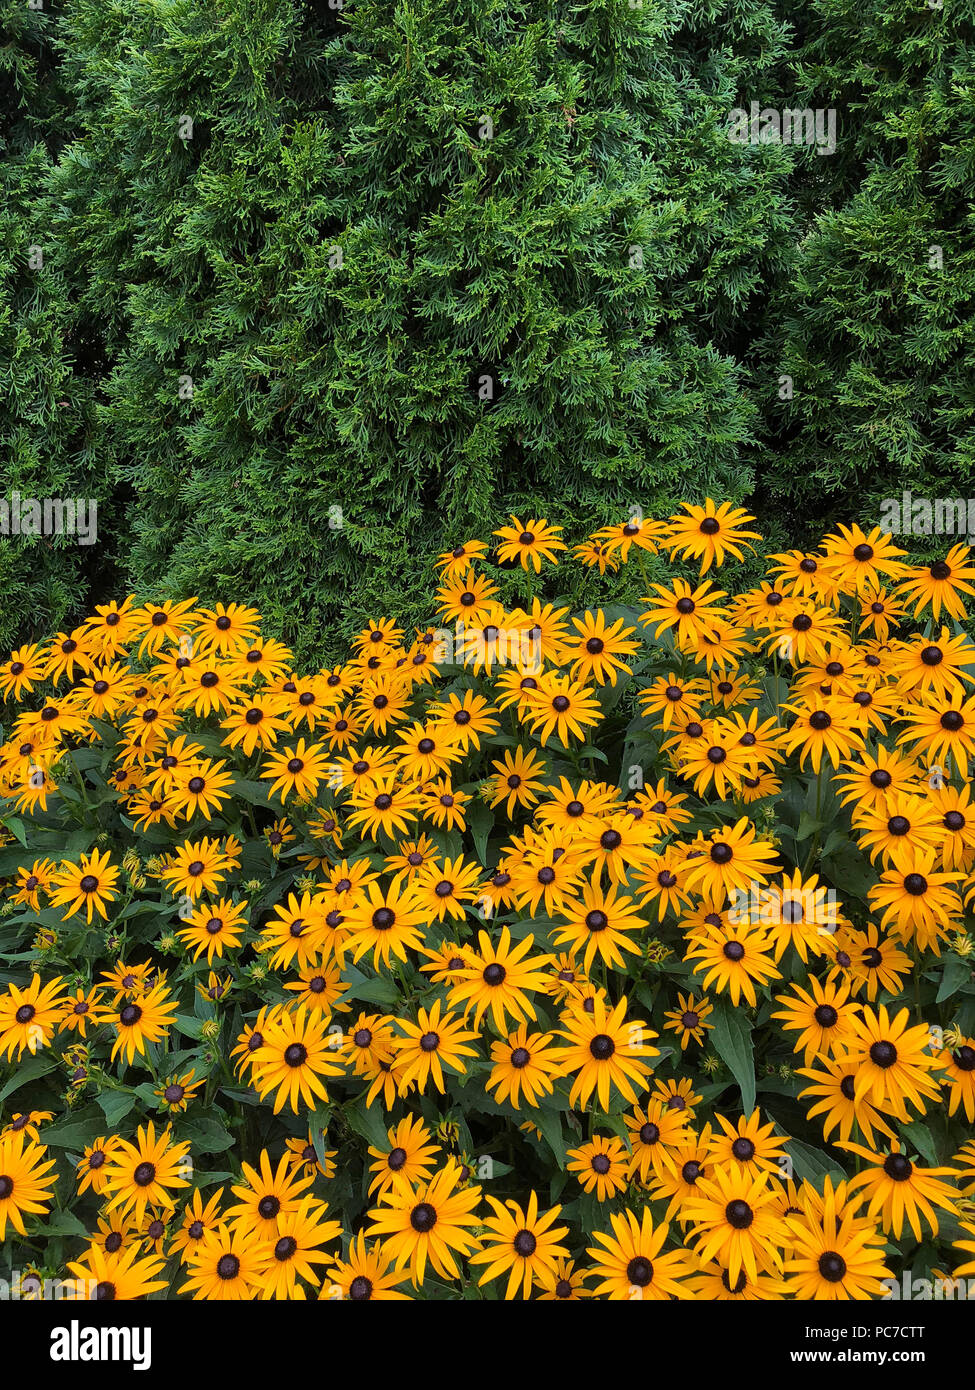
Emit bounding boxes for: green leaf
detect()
[2,818,28,848]
[174,1115,235,1154]
[578,743,608,764]
[0,1053,57,1102]
[785,1137,845,1185]
[532,1106,566,1170]
[710,1001,755,1115]
[343,1095,391,1151]
[41,1210,91,1238]
[936,956,971,1003]
[468,798,494,867]
[308,1105,332,1168]
[901,1120,940,1168]
[39,1117,106,1149]
[97,1090,137,1128]
[174,1014,205,1040]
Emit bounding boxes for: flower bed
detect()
[1,504,974,1300]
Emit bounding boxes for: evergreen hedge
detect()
[2,0,972,660]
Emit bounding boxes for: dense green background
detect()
[3,0,973,662]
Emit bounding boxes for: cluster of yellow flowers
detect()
[2,502,975,1299]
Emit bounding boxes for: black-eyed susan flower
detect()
[632,846,695,922]
[261,738,330,803]
[448,927,554,1033]
[485,1025,561,1110]
[429,688,499,750]
[560,610,639,687]
[251,1006,345,1114]
[663,991,714,1049]
[0,643,47,699]
[664,499,761,574]
[688,1260,788,1300]
[780,696,865,772]
[854,790,945,871]
[391,999,480,1096]
[637,672,708,730]
[285,1132,337,1180]
[43,626,97,684]
[0,973,66,1059]
[750,868,835,963]
[178,1222,270,1300]
[766,597,844,666]
[367,1115,441,1199]
[345,777,424,842]
[868,851,963,953]
[193,601,262,655]
[435,538,490,577]
[341,1011,396,1081]
[935,1035,975,1122]
[551,873,647,971]
[535,1256,591,1300]
[412,854,482,923]
[154,1070,204,1114]
[684,1165,791,1288]
[225,1148,315,1240]
[856,584,908,641]
[365,1159,482,1287]
[110,980,178,1064]
[896,544,975,622]
[64,1241,169,1302]
[896,690,975,778]
[261,1196,342,1300]
[586,1207,694,1300]
[893,627,975,701]
[835,744,921,811]
[435,569,500,626]
[625,1100,691,1183]
[0,1128,56,1240]
[844,1005,946,1120]
[842,1140,960,1242]
[681,816,778,903]
[284,961,349,1016]
[168,1186,225,1265]
[524,672,603,747]
[843,922,913,1001]
[640,578,729,648]
[394,719,463,783]
[158,836,233,902]
[684,919,780,1007]
[103,1122,192,1223]
[771,978,858,1066]
[470,1192,570,1298]
[707,1109,790,1178]
[344,880,428,971]
[566,1135,630,1201]
[49,848,119,924]
[257,891,328,972]
[385,834,440,883]
[9,857,56,910]
[494,515,567,571]
[176,896,249,963]
[321,1231,413,1301]
[552,994,658,1111]
[100,957,155,1002]
[75,1136,123,1197]
[930,782,975,871]
[795,1055,897,1149]
[820,523,906,592]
